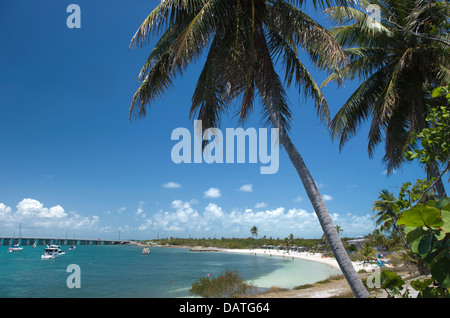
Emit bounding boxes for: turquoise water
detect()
[0,245,337,297]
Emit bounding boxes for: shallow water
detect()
[0,245,338,297]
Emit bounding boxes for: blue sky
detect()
[0,1,437,240]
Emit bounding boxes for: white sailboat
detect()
[7,223,23,252]
[68,231,76,250]
[142,246,150,255]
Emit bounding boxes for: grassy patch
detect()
[293,274,344,289]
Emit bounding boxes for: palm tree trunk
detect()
[280,127,370,298]
[255,80,370,298]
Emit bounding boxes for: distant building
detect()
[346,236,367,249]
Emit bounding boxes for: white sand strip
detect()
[220,248,374,272]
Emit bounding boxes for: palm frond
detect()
[267,27,330,123]
[130,50,178,119]
[253,21,293,130]
[329,64,391,150]
[170,0,233,69]
[130,0,206,49]
[137,22,188,82]
[284,0,353,10]
[269,1,347,70]
[321,46,389,86]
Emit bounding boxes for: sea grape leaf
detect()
[398,204,443,228]
[436,197,450,210]
[417,232,434,256]
[406,227,425,251]
[380,270,404,290]
[440,210,450,233]
[430,249,450,288]
[410,279,433,292]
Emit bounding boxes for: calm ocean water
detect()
[0,245,337,297]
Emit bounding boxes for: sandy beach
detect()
[220,248,377,273]
[220,248,399,298]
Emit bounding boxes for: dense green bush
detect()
[189,269,255,298]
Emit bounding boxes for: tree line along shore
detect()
[131,232,405,265]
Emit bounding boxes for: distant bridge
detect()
[0,236,130,246]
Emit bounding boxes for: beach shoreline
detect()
[219,248,371,273]
[136,244,396,297]
[146,243,378,272]
[138,244,377,272]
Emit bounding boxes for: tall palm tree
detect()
[250,226,258,239]
[372,189,408,246]
[129,0,369,298]
[322,0,449,198]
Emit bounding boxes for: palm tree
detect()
[335,224,343,237]
[372,189,408,246]
[288,233,295,249]
[250,226,258,239]
[369,229,387,248]
[322,0,449,198]
[129,0,369,298]
[358,243,376,265]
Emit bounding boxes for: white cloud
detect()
[204,203,224,218]
[16,198,67,219]
[0,203,12,215]
[163,182,181,188]
[136,200,374,238]
[238,184,253,192]
[254,202,267,209]
[323,194,333,201]
[0,198,100,236]
[204,187,221,198]
[135,201,146,218]
[293,195,303,203]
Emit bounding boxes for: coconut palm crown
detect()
[322,0,449,197]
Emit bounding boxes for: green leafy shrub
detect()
[189,269,255,298]
[372,86,449,297]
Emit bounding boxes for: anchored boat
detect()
[41,245,65,259]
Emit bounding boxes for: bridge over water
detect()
[0,236,129,246]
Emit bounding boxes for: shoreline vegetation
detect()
[131,237,424,298]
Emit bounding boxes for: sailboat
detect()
[68,231,76,250]
[142,246,150,255]
[8,223,23,252]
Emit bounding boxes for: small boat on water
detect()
[8,223,23,252]
[41,245,65,259]
[7,244,23,252]
[142,246,150,255]
[69,245,76,250]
